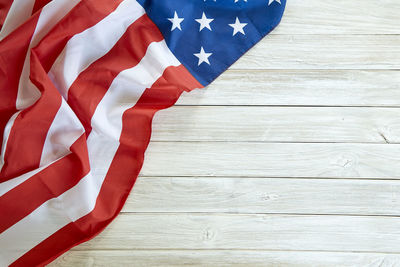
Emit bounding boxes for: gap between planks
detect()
[118,212,400,218]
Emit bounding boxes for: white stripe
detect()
[16,0,81,110]
[0,0,81,184]
[33,0,81,48]
[0,39,182,265]
[40,98,85,166]
[0,0,81,179]
[49,0,145,100]
[1,0,81,172]
[0,0,35,41]
[91,40,181,139]
[40,0,144,171]
[0,154,70,197]
[0,111,20,172]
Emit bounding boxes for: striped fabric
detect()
[0,0,285,265]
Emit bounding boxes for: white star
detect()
[229,17,247,36]
[195,12,214,31]
[268,0,281,5]
[194,47,212,66]
[168,11,184,31]
[234,0,247,2]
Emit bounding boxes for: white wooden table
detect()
[51,0,400,266]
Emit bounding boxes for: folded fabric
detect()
[0,0,286,265]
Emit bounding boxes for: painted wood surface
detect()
[50,0,400,266]
[176,70,400,106]
[51,250,400,267]
[141,142,400,178]
[152,106,400,143]
[76,214,400,252]
[123,177,400,216]
[233,35,400,70]
[273,0,400,34]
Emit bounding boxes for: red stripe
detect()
[0,0,51,31]
[31,0,52,15]
[0,0,13,30]
[0,133,89,234]
[11,65,202,267]
[34,0,124,73]
[0,49,62,181]
[0,0,123,182]
[67,14,164,136]
[0,13,39,153]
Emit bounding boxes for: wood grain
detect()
[141,142,400,178]
[51,250,400,267]
[124,177,400,216]
[176,70,400,106]
[152,106,400,143]
[76,213,400,253]
[275,0,400,34]
[48,0,400,265]
[233,35,400,70]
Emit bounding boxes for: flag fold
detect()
[0,0,285,265]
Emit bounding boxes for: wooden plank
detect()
[50,250,400,267]
[274,0,400,34]
[176,70,400,107]
[75,214,400,252]
[124,177,400,216]
[230,35,400,70]
[140,142,400,178]
[50,1,400,264]
[152,106,400,143]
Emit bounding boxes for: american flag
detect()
[0,0,285,265]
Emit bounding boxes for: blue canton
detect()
[137,0,286,86]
